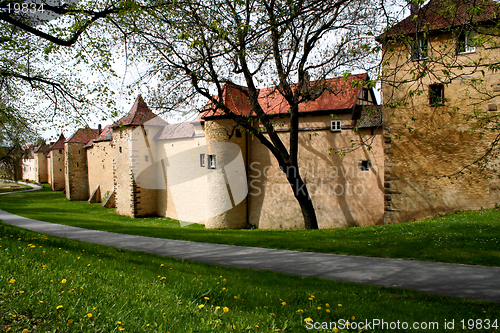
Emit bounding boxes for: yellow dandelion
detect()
[326,309,331,313]
[19,290,24,294]
[87,264,90,267]
[352,316,355,320]
[326,303,330,307]
[231,325,235,329]
[281,302,286,306]
[117,321,122,325]
[178,302,183,305]
[38,301,43,303]
[338,304,342,307]
[160,264,164,267]
[222,287,226,291]
[61,279,66,284]
[223,279,226,282]
[204,297,209,300]
[317,307,322,310]
[22,329,29,333]
[333,328,339,333]
[198,304,204,309]
[118,327,125,331]
[87,313,92,318]
[215,320,219,324]
[68,319,73,324]
[234,296,237,299]
[297,309,304,313]
[308,297,313,301]
[223,307,229,313]
[146,324,150,327]
[304,317,312,322]
[56,305,63,310]
[9,279,15,284]
[215,306,220,310]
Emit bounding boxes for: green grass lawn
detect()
[0,184,499,267]
[1,223,499,333]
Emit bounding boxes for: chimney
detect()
[98,124,102,135]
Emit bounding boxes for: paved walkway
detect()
[0,180,42,195]
[1,210,500,303]
[1,184,500,303]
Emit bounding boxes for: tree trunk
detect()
[282,165,319,229]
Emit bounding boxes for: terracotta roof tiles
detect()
[198,74,368,120]
[379,0,500,39]
[50,133,66,150]
[112,95,158,128]
[66,128,99,144]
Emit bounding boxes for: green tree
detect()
[117,0,387,229]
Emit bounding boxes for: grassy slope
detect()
[1,223,499,333]
[0,185,499,267]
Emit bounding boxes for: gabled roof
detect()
[34,143,50,153]
[66,128,99,144]
[112,95,158,128]
[50,133,66,150]
[379,0,500,39]
[84,125,113,148]
[197,73,369,120]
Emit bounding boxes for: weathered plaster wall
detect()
[113,127,135,217]
[87,141,114,201]
[382,33,500,223]
[49,150,65,191]
[65,142,90,201]
[22,158,36,181]
[247,114,385,229]
[35,152,48,183]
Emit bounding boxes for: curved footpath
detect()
[1,184,499,303]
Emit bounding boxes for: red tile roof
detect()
[84,125,113,148]
[66,128,99,144]
[197,74,367,120]
[379,0,500,39]
[34,143,50,153]
[112,95,158,127]
[50,133,66,150]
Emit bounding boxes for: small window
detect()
[200,154,205,167]
[59,149,62,154]
[119,147,122,153]
[78,150,80,154]
[429,84,445,106]
[457,31,475,54]
[330,120,342,132]
[145,155,149,162]
[77,162,79,167]
[236,130,242,138]
[358,159,372,171]
[362,88,370,101]
[120,130,123,139]
[412,38,428,61]
[208,155,216,169]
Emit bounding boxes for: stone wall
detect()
[35,152,48,183]
[113,127,136,217]
[64,142,90,201]
[382,33,500,223]
[87,141,114,201]
[49,149,65,191]
[247,114,385,229]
